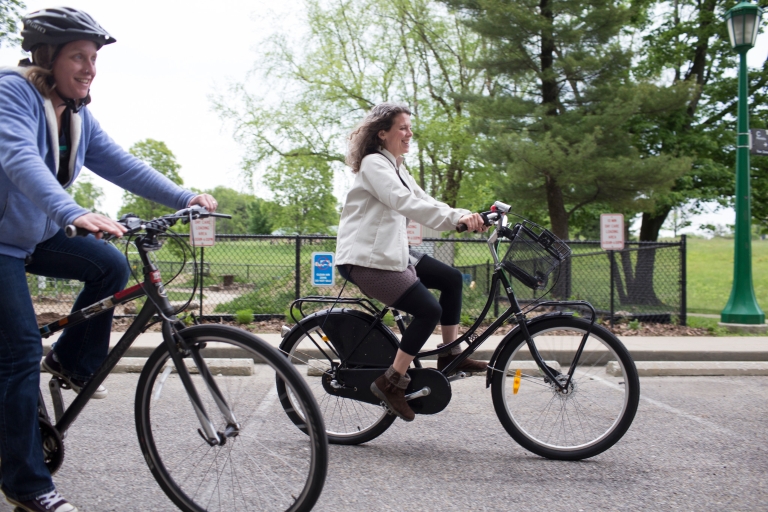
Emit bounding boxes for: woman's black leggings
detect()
[391,255,463,356]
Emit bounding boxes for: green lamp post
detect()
[721,1,766,326]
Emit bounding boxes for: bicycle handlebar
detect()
[455,200,512,233]
[64,206,232,239]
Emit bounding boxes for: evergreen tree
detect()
[441,0,691,240]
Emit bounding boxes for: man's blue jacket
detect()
[0,68,195,258]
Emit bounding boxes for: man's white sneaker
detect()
[6,489,78,512]
[41,351,107,399]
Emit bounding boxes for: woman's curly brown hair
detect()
[346,102,411,173]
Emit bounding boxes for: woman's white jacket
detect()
[335,149,470,272]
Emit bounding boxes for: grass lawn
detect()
[686,236,768,315]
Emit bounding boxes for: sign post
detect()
[311,252,335,287]
[190,218,216,317]
[190,218,216,248]
[600,214,624,251]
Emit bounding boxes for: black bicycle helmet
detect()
[21,7,115,52]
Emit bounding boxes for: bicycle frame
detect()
[37,229,236,445]
[290,210,598,393]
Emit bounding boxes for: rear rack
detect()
[289,296,382,324]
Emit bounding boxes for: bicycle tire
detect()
[491,316,639,460]
[135,324,328,512]
[277,311,396,445]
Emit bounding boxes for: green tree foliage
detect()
[442,0,692,240]
[264,157,338,234]
[0,0,24,49]
[118,139,183,221]
[247,199,273,234]
[198,186,252,234]
[67,173,105,215]
[631,0,768,241]
[751,156,768,235]
[214,0,492,210]
[193,185,277,234]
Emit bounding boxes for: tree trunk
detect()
[544,174,569,240]
[616,207,671,307]
[442,152,462,208]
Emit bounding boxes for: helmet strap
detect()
[61,92,91,113]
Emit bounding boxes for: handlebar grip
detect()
[456,223,468,233]
[64,225,93,238]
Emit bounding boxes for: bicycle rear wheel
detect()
[277,311,396,445]
[491,316,639,460]
[135,324,327,512]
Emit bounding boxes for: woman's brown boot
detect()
[370,366,415,422]
[436,343,488,374]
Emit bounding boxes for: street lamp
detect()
[721,1,766,327]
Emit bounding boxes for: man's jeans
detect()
[0,230,129,500]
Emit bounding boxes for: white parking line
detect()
[581,370,736,437]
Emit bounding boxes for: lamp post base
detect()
[718,321,768,334]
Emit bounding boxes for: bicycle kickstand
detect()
[48,377,67,436]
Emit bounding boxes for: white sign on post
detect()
[190,217,216,247]
[600,214,624,250]
[407,220,422,246]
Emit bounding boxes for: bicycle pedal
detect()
[379,401,396,416]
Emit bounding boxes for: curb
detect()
[607,361,768,377]
[111,357,253,376]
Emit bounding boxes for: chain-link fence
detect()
[28,234,686,325]
[27,235,686,325]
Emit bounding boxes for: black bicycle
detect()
[34,207,328,512]
[276,201,639,461]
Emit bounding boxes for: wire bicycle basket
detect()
[500,220,572,292]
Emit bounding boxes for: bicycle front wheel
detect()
[491,316,639,460]
[135,324,328,512]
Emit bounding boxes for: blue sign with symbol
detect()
[311,252,335,286]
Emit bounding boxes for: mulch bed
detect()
[121,317,709,336]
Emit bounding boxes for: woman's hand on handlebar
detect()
[188,193,218,212]
[73,212,128,239]
[457,213,488,233]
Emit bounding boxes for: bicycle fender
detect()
[485,311,574,388]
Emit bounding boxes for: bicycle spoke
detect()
[137,327,326,511]
[492,317,639,459]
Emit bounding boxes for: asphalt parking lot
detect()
[2,371,766,511]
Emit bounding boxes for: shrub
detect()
[235,309,254,324]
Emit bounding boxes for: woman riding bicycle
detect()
[335,102,487,422]
[0,8,217,512]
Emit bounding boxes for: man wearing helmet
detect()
[0,7,218,512]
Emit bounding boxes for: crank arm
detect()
[447,371,469,383]
[405,387,431,401]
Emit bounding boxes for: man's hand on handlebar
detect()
[457,213,489,233]
[188,193,218,212]
[72,212,128,239]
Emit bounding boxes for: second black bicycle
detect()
[276,201,639,461]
